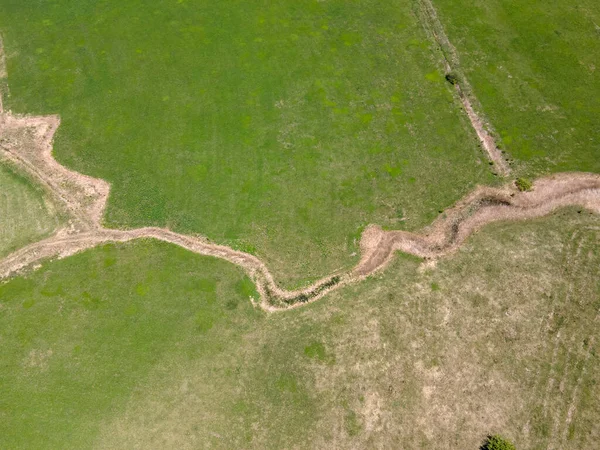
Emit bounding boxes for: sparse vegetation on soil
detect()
[0,210,598,448]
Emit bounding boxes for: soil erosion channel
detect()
[1,110,599,311]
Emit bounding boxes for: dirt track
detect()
[418,0,510,176]
[0,33,598,310]
[1,109,599,310]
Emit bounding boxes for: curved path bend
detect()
[1,111,600,311]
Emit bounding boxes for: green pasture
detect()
[0,0,494,286]
[1,210,598,449]
[0,163,60,256]
[435,0,600,175]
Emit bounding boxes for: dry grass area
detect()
[327,215,598,449]
[78,209,598,449]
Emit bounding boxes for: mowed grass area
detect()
[0,163,60,256]
[0,0,494,286]
[435,0,600,175]
[1,210,598,449]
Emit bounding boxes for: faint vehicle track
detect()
[418,0,511,176]
[1,108,600,311]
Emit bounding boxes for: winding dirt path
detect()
[1,31,599,310]
[1,109,599,311]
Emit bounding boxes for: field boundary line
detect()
[418,0,511,176]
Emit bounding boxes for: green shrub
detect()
[481,434,516,450]
[445,73,459,85]
[515,177,532,192]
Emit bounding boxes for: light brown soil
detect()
[1,107,599,311]
[0,112,109,229]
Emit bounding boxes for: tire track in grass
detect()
[543,228,599,449]
[417,0,511,176]
[557,229,600,448]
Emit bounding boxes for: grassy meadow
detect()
[1,1,599,448]
[1,209,598,449]
[0,0,494,286]
[435,0,600,175]
[0,163,60,256]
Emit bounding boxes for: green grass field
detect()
[1,2,599,448]
[435,0,600,175]
[0,163,60,257]
[0,0,494,286]
[1,210,598,449]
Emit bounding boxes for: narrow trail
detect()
[418,0,511,176]
[1,108,600,311]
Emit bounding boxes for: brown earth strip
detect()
[1,109,599,311]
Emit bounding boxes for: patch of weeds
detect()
[124,304,139,316]
[275,373,298,393]
[304,341,334,363]
[22,299,35,309]
[195,311,215,333]
[103,257,117,267]
[515,177,532,191]
[383,164,402,177]
[0,277,36,301]
[196,278,217,293]
[135,283,149,296]
[79,291,105,310]
[235,276,258,299]
[344,409,362,437]
[225,298,239,310]
[431,282,440,291]
[470,293,489,308]
[426,70,443,82]
[234,241,257,255]
[480,434,516,450]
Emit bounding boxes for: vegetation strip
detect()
[1,109,599,310]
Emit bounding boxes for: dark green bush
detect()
[445,73,459,85]
[481,434,516,450]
